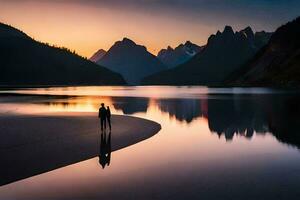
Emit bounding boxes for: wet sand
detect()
[0,113,161,186]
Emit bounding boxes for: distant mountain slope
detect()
[226,17,300,87]
[96,38,167,84]
[142,26,272,85]
[157,41,204,68]
[0,23,126,86]
[90,49,106,62]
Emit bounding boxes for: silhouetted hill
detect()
[0,23,126,86]
[142,26,272,85]
[0,23,29,38]
[89,49,106,62]
[157,41,204,68]
[226,17,300,87]
[96,38,167,84]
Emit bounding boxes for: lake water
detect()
[0,86,300,199]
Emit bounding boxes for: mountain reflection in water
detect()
[36,93,300,149]
[1,87,300,199]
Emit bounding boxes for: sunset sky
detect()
[0,0,299,57]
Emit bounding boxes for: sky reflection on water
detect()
[0,86,300,199]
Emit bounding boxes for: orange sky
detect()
[0,1,209,57]
[0,0,298,58]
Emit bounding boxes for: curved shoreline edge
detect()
[0,113,161,186]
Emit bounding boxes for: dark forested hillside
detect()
[0,23,126,86]
[226,17,300,87]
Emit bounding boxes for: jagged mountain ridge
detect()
[226,17,300,86]
[157,41,204,68]
[142,26,272,85]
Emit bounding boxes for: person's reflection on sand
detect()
[99,131,112,169]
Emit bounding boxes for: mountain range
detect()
[2,16,299,87]
[142,26,272,85]
[157,41,204,68]
[226,17,300,87]
[0,23,126,86]
[93,38,166,84]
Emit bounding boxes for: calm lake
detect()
[1,86,300,199]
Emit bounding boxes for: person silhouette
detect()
[99,131,111,169]
[106,106,111,130]
[98,103,107,131]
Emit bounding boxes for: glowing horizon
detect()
[0,0,299,58]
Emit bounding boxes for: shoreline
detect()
[0,113,161,186]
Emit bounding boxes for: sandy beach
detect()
[0,113,161,186]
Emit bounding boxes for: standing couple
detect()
[98,103,111,131]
